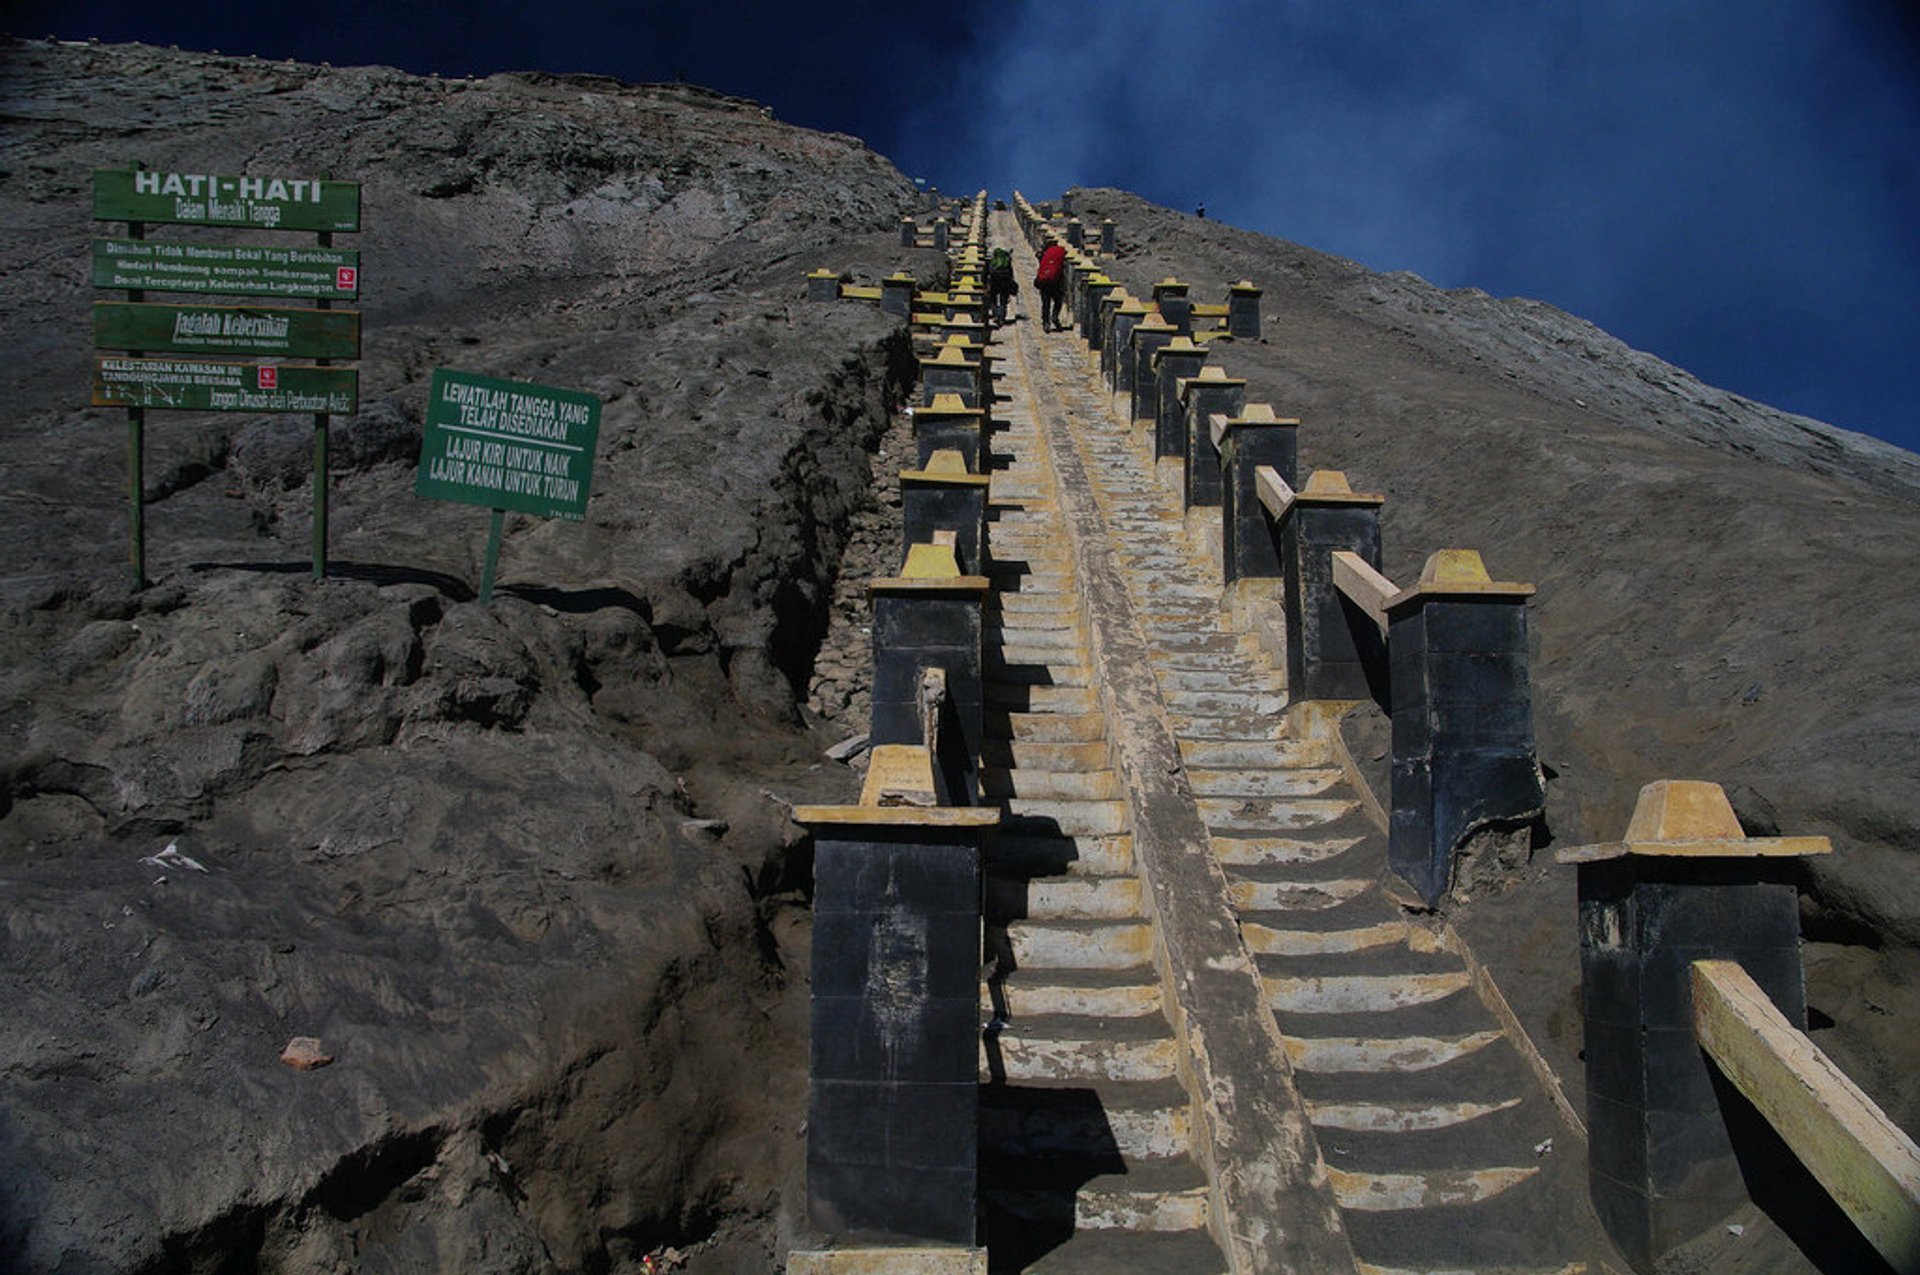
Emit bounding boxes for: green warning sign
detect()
[93,169,360,232]
[94,302,360,359]
[416,369,600,521]
[92,238,359,299]
[92,357,358,413]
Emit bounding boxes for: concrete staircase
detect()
[968,209,1601,1272]
[975,374,1230,1273]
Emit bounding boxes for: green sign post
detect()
[92,238,359,299]
[93,302,360,359]
[416,369,602,602]
[92,169,360,232]
[92,168,362,586]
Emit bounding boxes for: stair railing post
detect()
[1127,314,1176,437]
[881,271,918,319]
[1152,277,1193,337]
[1282,471,1385,701]
[1385,549,1543,907]
[901,450,991,578]
[1554,782,1831,1272]
[1227,280,1263,340]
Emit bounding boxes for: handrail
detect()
[1254,464,1294,522]
[1691,959,1920,1270]
[1329,549,1395,636]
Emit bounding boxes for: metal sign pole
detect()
[312,222,331,580]
[478,508,505,604]
[126,217,146,590]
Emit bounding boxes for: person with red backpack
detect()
[1034,241,1068,332]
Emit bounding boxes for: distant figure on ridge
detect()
[988,246,1019,325]
[1034,240,1067,331]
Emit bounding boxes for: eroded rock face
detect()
[0,37,937,1272]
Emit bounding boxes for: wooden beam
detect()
[1691,959,1920,1270]
[1330,550,1396,637]
[1254,465,1295,521]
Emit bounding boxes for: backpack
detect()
[1034,243,1065,285]
[990,247,1012,274]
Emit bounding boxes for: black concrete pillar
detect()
[1281,471,1385,702]
[807,269,840,303]
[1557,783,1829,1272]
[899,216,917,247]
[1128,319,1177,425]
[901,455,990,578]
[870,558,988,800]
[1107,298,1149,389]
[1100,218,1116,254]
[1151,338,1207,462]
[909,396,989,474]
[933,218,950,252]
[1066,217,1083,248]
[881,272,917,320]
[1094,291,1126,378]
[1228,280,1263,340]
[1219,409,1301,585]
[1152,278,1193,337]
[1180,366,1246,510]
[801,803,996,1245]
[1080,274,1116,349]
[1386,551,1542,907]
[919,347,984,410]
[1059,192,1074,216]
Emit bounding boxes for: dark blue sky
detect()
[14,1,1918,454]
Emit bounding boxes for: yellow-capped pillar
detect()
[1556,782,1831,1272]
[1385,549,1542,907]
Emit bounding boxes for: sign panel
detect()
[93,169,360,232]
[92,238,359,299]
[92,358,358,414]
[416,369,601,521]
[94,302,360,359]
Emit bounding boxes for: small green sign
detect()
[93,357,358,414]
[416,369,600,521]
[93,238,360,299]
[94,302,360,359]
[93,169,360,232]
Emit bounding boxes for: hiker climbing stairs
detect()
[977,209,1601,1273]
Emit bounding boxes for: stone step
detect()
[979,1077,1191,1160]
[987,683,1099,714]
[1228,877,1373,912]
[1179,737,1325,768]
[1326,1165,1539,1212]
[1213,834,1367,867]
[981,767,1117,801]
[1306,1096,1523,1133]
[987,972,1161,1019]
[1199,795,1360,830]
[988,710,1107,743]
[1007,919,1154,970]
[984,660,1095,688]
[992,873,1145,922]
[980,738,1110,771]
[1153,666,1287,694]
[986,1031,1180,1083]
[987,833,1133,877]
[1185,766,1345,799]
[1243,919,1412,956]
[1285,1030,1505,1074]
[1265,970,1472,1014]
[1002,796,1129,836]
